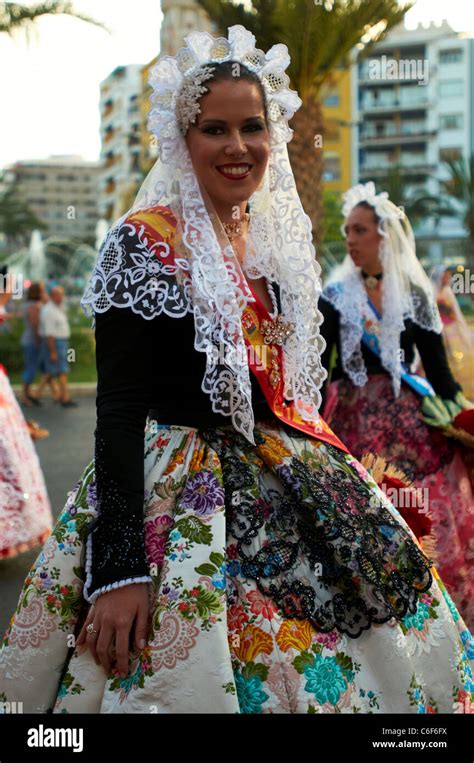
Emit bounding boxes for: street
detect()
[0,395,96,637]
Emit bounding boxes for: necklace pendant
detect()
[223,213,250,241]
[365,275,379,290]
[361,270,383,290]
[261,315,295,346]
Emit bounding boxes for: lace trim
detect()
[201,427,433,639]
[82,182,328,443]
[81,216,193,328]
[323,276,368,388]
[84,558,152,604]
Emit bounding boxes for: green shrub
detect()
[1,317,96,382]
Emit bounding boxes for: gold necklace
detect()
[222,213,250,241]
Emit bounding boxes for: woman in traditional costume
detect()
[319,183,474,629]
[0,362,52,558]
[0,270,52,557]
[0,28,472,714]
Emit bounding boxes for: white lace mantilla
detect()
[81,25,328,442]
[323,244,442,395]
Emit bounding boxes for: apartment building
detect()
[356,20,474,259]
[99,64,143,221]
[4,155,100,241]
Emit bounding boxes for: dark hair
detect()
[201,60,268,122]
[354,200,380,224]
[27,282,43,301]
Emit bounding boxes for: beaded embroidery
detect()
[84,432,152,603]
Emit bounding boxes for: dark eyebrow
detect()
[199,116,265,126]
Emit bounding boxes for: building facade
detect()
[356,20,474,261]
[99,64,143,221]
[321,66,355,195]
[4,156,100,241]
[160,0,214,57]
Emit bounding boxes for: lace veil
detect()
[81,25,327,442]
[323,182,442,395]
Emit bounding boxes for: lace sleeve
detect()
[83,304,155,603]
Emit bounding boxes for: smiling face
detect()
[185,78,270,221]
[344,204,383,272]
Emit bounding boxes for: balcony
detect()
[361,96,430,113]
[360,154,436,176]
[359,126,436,146]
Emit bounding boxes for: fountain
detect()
[28,230,47,282]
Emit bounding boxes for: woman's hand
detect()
[76,583,150,677]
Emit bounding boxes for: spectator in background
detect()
[0,265,19,334]
[39,285,77,408]
[0,271,48,438]
[33,284,61,403]
[20,282,47,407]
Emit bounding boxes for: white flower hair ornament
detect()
[148,24,302,163]
[342,182,405,226]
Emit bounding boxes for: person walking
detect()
[19,282,45,407]
[39,285,77,408]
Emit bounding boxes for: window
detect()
[439,147,462,161]
[323,153,341,181]
[323,91,340,107]
[440,114,463,130]
[439,49,463,64]
[439,80,463,97]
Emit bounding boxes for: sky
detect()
[0,0,473,170]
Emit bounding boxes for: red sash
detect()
[242,284,348,453]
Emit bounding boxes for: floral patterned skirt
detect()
[324,374,474,630]
[0,364,52,559]
[0,418,473,714]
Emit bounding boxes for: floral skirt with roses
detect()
[0,418,473,714]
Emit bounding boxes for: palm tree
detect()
[196,0,412,243]
[369,165,454,227]
[0,186,46,248]
[0,1,105,37]
[440,155,474,269]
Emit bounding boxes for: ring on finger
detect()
[86,622,99,637]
